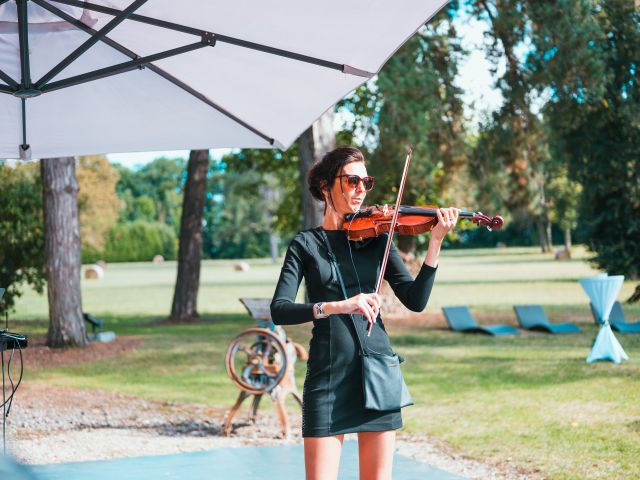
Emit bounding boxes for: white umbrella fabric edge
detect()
[0,0,451,159]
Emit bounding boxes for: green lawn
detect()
[11,246,640,480]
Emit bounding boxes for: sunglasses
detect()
[336,174,375,191]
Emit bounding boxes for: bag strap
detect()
[319,228,370,356]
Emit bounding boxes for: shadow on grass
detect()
[392,327,640,393]
[433,277,602,286]
[18,311,640,405]
[628,419,640,433]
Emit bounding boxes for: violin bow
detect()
[369,147,412,335]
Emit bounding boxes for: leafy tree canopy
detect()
[0,162,45,311]
[76,155,122,254]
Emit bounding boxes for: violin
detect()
[344,204,504,241]
[362,147,505,304]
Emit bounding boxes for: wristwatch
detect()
[314,302,329,319]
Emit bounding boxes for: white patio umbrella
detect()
[0,0,448,160]
[579,274,629,364]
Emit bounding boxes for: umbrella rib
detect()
[47,0,375,78]
[215,33,372,77]
[40,42,207,93]
[144,64,276,145]
[3,0,28,90]
[32,0,276,146]
[34,0,149,89]
[16,0,32,89]
[0,85,14,95]
[0,69,19,90]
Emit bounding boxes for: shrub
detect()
[0,162,45,311]
[91,221,178,263]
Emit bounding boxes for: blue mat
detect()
[30,441,468,480]
[513,305,581,334]
[442,306,520,336]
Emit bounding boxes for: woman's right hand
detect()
[339,293,380,329]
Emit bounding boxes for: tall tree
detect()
[41,157,87,347]
[203,166,277,259]
[529,0,640,279]
[546,165,581,254]
[170,150,209,322]
[297,109,336,229]
[0,162,45,312]
[76,155,122,256]
[470,0,553,252]
[212,146,300,254]
[368,6,466,254]
[115,157,185,230]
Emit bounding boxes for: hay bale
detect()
[555,248,571,260]
[153,255,165,264]
[234,261,250,272]
[84,264,104,280]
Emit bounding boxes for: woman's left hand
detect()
[431,207,460,242]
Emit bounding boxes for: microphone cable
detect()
[1,336,24,454]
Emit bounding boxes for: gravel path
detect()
[3,384,542,479]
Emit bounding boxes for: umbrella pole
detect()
[19,99,31,160]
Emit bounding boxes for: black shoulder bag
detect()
[320,229,413,411]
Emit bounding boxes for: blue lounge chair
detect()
[442,306,520,336]
[513,305,581,334]
[590,301,640,334]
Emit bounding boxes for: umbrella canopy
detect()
[0,0,448,159]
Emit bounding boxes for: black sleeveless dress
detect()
[270,227,436,437]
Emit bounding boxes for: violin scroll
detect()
[472,213,504,231]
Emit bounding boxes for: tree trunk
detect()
[170,150,209,321]
[563,227,572,253]
[297,109,336,230]
[41,157,87,348]
[263,184,280,263]
[628,285,640,303]
[269,232,280,264]
[536,216,551,253]
[397,187,417,255]
[397,234,416,255]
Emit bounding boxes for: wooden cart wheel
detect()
[225,328,288,395]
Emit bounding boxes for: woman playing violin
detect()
[270,146,459,480]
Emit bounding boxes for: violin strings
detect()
[345,208,386,353]
[346,210,363,295]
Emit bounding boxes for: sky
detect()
[453,12,504,123]
[106,13,502,170]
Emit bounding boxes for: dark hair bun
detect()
[307,146,365,202]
